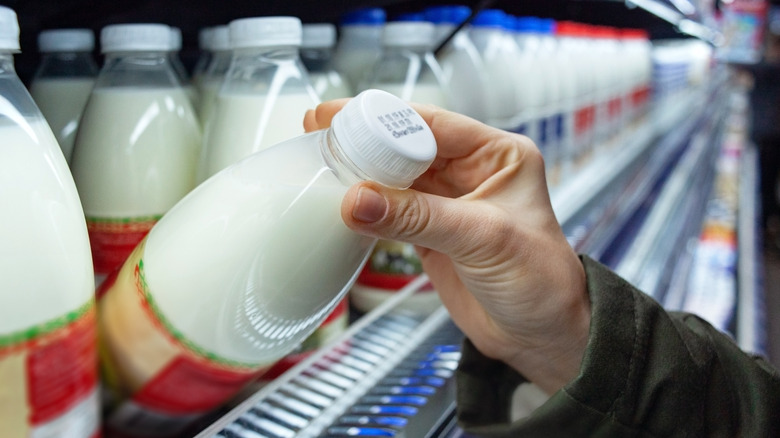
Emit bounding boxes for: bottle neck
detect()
[0,51,15,75]
[96,50,180,89]
[320,128,371,186]
[300,46,334,72]
[35,51,98,78]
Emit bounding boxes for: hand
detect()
[304,100,590,394]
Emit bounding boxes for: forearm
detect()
[456,255,780,436]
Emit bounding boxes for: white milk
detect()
[72,87,200,217]
[372,82,449,108]
[197,77,221,125]
[29,77,94,163]
[144,156,370,363]
[0,117,99,438]
[0,118,93,333]
[199,91,317,180]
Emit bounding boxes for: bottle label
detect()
[0,301,100,438]
[537,118,548,150]
[608,96,622,120]
[98,241,271,437]
[87,215,161,276]
[554,113,565,142]
[513,122,529,136]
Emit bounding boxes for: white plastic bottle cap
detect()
[169,27,183,51]
[382,21,435,48]
[38,29,94,52]
[0,6,20,51]
[332,89,437,188]
[228,17,302,49]
[302,23,336,49]
[101,24,172,53]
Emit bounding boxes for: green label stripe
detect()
[86,215,163,225]
[0,300,93,350]
[136,259,263,370]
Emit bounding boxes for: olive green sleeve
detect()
[456,255,780,437]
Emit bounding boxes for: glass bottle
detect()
[29,28,98,163]
[301,23,352,100]
[360,20,451,108]
[198,16,319,182]
[331,7,386,94]
[196,24,230,124]
[70,23,202,284]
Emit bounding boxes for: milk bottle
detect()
[192,26,215,88]
[198,16,320,182]
[29,28,97,164]
[196,25,229,124]
[424,5,489,122]
[552,21,579,179]
[71,23,202,284]
[360,20,451,107]
[536,18,566,185]
[331,7,386,94]
[0,7,99,437]
[97,89,436,436]
[512,17,546,156]
[469,9,523,132]
[351,21,449,315]
[301,23,352,101]
[169,26,199,107]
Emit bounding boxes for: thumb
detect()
[341,181,498,259]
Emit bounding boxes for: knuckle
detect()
[391,193,431,240]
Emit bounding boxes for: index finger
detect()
[304,97,538,196]
[305,98,505,160]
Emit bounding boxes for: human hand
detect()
[304,100,590,394]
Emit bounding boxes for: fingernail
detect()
[353,187,387,223]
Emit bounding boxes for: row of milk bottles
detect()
[0,5,440,437]
[319,6,654,184]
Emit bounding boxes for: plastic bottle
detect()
[196,25,229,124]
[29,28,98,164]
[198,16,319,182]
[424,5,490,122]
[97,89,436,436]
[0,7,100,437]
[556,21,594,168]
[469,9,523,132]
[622,29,652,124]
[512,17,546,156]
[169,26,198,107]
[360,20,451,108]
[70,23,202,284]
[536,18,565,185]
[552,21,578,180]
[331,7,386,94]
[301,23,352,101]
